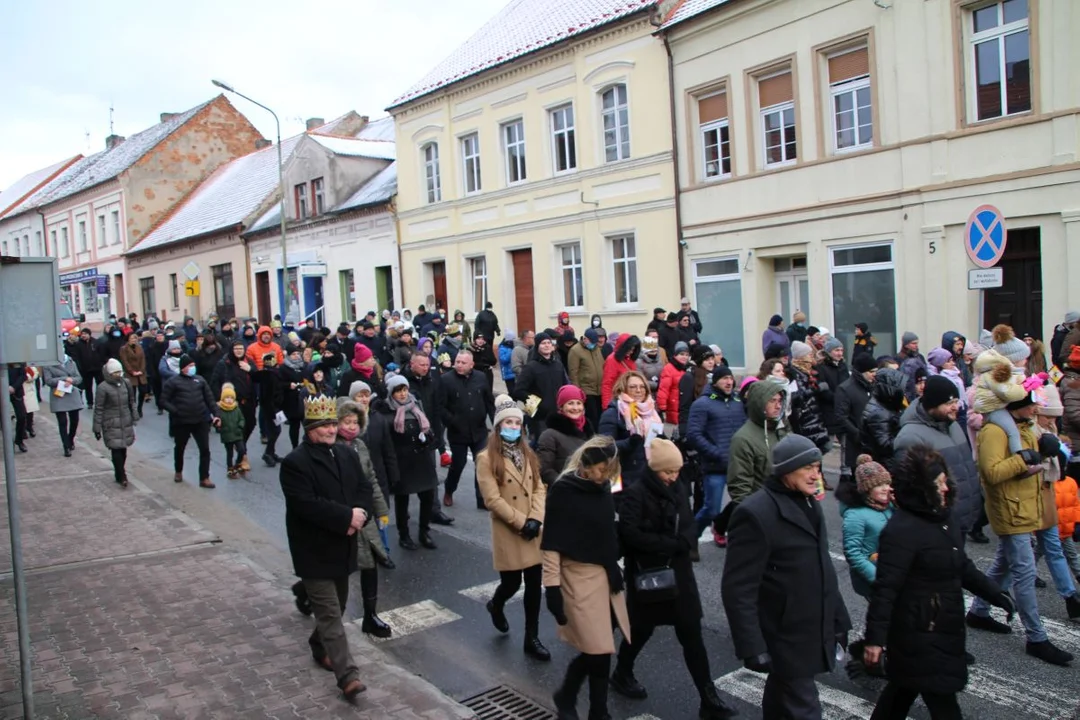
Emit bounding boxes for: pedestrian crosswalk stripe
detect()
[713,668,903,720]
[459,580,520,605]
[963,595,1080,652]
[356,599,461,642]
[625,715,663,720]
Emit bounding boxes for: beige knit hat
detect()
[493,394,524,428]
[647,438,684,473]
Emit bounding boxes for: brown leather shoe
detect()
[239,456,251,472]
[199,478,216,489]
[174,473,183,483]
[443,492,453,507]
[342,678,366,701]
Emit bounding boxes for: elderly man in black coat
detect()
[437,349,495,509]
[279,394,375,703]
[722,434,852,719]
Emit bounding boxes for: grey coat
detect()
[344,437,391,569]
[43,358,85,412]
[893,400,981,534]
[92,377,138,449]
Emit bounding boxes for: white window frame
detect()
[295,182,309,220]
[1,239,7,255]
[830,76,872,153]
[966,0,1031,122]
[550,104,577,174]
[110,209,121,245]
[97,214,107,248]
[468,255,488,314]
[600,84,630,163]
[701,119,731,180]
[502,120,527,185]
[761,102,796,167]
[609,234,638,306]
[557,242,585,310]
[827,241,894,274]
[34,231,43,256]
[77,216,88,252]
[312,177,325,215]
[460,133,482,195]
[422,142,442,203]
[60,227,70,258]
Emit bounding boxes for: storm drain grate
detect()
[461,685,557,719]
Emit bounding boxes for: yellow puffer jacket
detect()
[977,418,1044,535]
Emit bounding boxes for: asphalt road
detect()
[95,403,1080,719]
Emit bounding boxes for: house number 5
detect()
[928,241,937,255]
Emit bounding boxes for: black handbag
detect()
[633,514,680,603]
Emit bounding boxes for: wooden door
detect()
[983,227,1042,335]
[431,262,447,313]
[511,249,535,333]
[255,271,271,324]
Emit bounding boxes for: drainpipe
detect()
[391,197,404,310]
[241,225,254,319]
[37,209,48,255]
[661,31,687,298]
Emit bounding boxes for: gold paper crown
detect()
[303,394,338,423]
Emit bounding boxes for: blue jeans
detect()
[694,473,726,536]
[1035,527,1078,598]
[970,533,1048,643]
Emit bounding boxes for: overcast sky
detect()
[0,0,510,189]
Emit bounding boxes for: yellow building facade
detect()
[390,4,679,336]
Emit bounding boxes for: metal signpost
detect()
[0,255,66,719]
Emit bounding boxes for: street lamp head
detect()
[211,79,235,93]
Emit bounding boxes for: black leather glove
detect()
[990,590,1015,622]
[628,433,645,448]
[520,519,541,540]
[1017,449,1042,466]
[94,431,102,441]
[1038,434,1061,460]
[545,586,568,625]
[744,653,772,674]
[836,631,849,652]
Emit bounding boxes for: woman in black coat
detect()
[536,385,594,485]
[211,341,257,451]
[611,440,737,719]
[864,445,1013,719]
[859,368,907,463]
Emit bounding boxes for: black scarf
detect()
[541,474,624,594]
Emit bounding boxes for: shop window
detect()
[830,242,896,358]
[694,259,745,367]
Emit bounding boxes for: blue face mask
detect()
[184,366,196,377]
[112,331,121,337]
[499,427,522,443]
[584,341,596,350]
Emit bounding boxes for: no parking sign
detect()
[965,204,1007,268]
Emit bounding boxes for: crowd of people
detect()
[8,301,1080,718]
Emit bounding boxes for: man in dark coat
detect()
[685,366,742,536]
[7,365,28,453]
[722,434,851,719]
[160,354,220,488]
[279,394,373,702]
[678,297,703,335]
[816,338,850,439]
[356,322,388,368]
[71,328,105,408]
[437,349,495,509]
[193,330,225,380]
[834,352,876,486]
[474,301,501,341]
[402,352,454,526]
[894,377,985,540]
[513,332,569,437]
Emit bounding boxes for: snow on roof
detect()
[20,99,215,211]
[337,162,397,212]
[0,156,81,219]
[312,112,356,136]
[245,201,282,236]
[389,0,656,108]
[126,134,303,255]
[660,0,732,29]
[355,116,396,142]
[309,134,396,161]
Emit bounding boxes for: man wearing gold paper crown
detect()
[279,394,375,703]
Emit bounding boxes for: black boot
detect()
[523,634,551,661]
[398,530,418,551]
[291,581,312,616]
[609,665,647,699]
[554,656,588,720]
[587,665,611,720]
[968,528,990,544]
[698,685,739,719]
[361,596,392,639]
[419,530,437,549]
[487,598,509,633]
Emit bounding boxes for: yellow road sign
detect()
[184,280,200,297]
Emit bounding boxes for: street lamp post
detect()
[211,79,293,324]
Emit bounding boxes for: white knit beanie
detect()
[493,394,524,427]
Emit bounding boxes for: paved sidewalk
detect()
[0,416,476,719]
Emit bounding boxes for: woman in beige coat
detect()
[542,435,630,720]
[477,394,550,661]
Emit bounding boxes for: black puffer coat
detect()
[788,366,830,452]
[210,350,254,404]
[835,371,873,469]
[513,352,569,430]
[865,449,1001,695]
[537,412,594,485]
[619,470,701,627]
[816,357,850,435]
[437,369,494,445]
[160,373,217,426]
[859,369,907,463]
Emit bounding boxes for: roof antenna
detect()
[84,128,91,151]
[109,102,115,135]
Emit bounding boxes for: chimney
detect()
[105,134,126,150]
[255,138,272,150]
[160,112,179,123]
[306,117,325,131]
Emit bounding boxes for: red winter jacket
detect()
[601,335,640,407]
[656,360,688,426]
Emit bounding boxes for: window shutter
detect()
[828,47,869,84]
[758,72,793,108]
[699,92,728,124]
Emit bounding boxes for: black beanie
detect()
[852,353,877,373]
[179,354,195,369]
[922,375,959,410]
[712,365,734,383]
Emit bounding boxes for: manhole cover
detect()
[461,685,556,719]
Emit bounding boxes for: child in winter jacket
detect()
[972,345,1038,455]
[216,383,246,478]
[1034,383,1080,580]
[842,455,894,598]
[1054,474,1080,581]
[852,322,877,358]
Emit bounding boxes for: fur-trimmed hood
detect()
[892,445,954,520]
[335,398,368,435]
